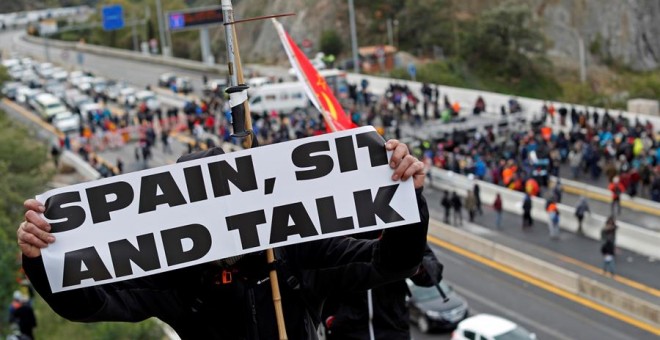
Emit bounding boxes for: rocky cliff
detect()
[229,0,660,71]
[533,0,660,71]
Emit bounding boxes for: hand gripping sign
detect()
[37,126,421,292]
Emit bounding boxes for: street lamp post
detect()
[348,0,359,73]
[155,0,170,56]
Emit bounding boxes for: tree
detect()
[396,0,453,56]
[320,29,343,57]
[461,0,545,79]
[0,110,51,332]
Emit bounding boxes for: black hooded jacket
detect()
[23,146,430,340]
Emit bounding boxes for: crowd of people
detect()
[25,67,652,338]
[414,100,660,208]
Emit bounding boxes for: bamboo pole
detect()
[221,1,287,338]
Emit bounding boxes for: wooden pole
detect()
[221,1,287,338]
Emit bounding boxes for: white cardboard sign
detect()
[37,126,420,292]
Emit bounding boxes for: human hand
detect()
[385,139,425,189]
[17,199,55,258]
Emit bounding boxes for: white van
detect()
[248,82,310,115]
[33,93,67,121]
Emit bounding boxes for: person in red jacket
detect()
[608,176,625,217]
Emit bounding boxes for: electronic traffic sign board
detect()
[167,6,223,31]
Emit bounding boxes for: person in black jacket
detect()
[17,139,429,340]
[322,239,442,340]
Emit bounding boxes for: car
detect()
[1,58,20,69]
[91,78,108,96]
[203,78,227,96]
[117,87,137,107]
[15,86,39,105]
[451,314,537,340]
[51,69,68,82]
[288,56,326,76]
[246,76,272,96]
[104,83,126,102]
[135,90,159,110]
[68,94,93,114]
[1,82,21,100]
[32,93,67,121]
[407,279,469,333]
[8,65,25,80]
[174,76,193,94]
[158,72,176,87]
[51,111,80,133]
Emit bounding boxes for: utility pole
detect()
[348,0,359,73]
[131,12,139,51]
[155,0,170,56]
[386,18,394,47]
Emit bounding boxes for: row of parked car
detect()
[1,56,159,134]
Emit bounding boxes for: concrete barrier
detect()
[23,35,223,74]
[430,220,660,328]
[429,168,660,259]
[578,277,660,325]
[550,176,660,217]
[59,150,100,181]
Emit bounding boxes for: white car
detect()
[118,87,137,106]
[451,314,536,340]
[52,111,80,133]
[135,90,159,110]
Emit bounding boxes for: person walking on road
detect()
[575,196,591,235]
[546,199,560,239]
[601,239,616,277]
[601,216,618,247]
[493,193,503,229]
[474,183,482,215]
[522,193,533,229]
[441,191,451,223]
[465,190,477,222]
[451,191,463,226]
[609,176,625,218]
[552,179,563,203]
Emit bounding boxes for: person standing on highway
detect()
[522,193,533,229]
[451,191,463,226]
[601,239,616,277]
[552,178,563,203]
[441,191,451,223]
[493,193,503,229]
[546,199,560,239]
[473,183,482,215]
[608,176,625,217]
[465,190,477,222]
[601,216,618,247]
[574,197,591,235]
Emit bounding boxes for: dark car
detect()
[407,279,469,333]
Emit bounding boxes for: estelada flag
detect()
[272,19,356,132]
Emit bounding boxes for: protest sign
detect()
[37,126,420,292]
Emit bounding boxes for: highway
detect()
[3,29,659,340]
[411,240,655,340]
